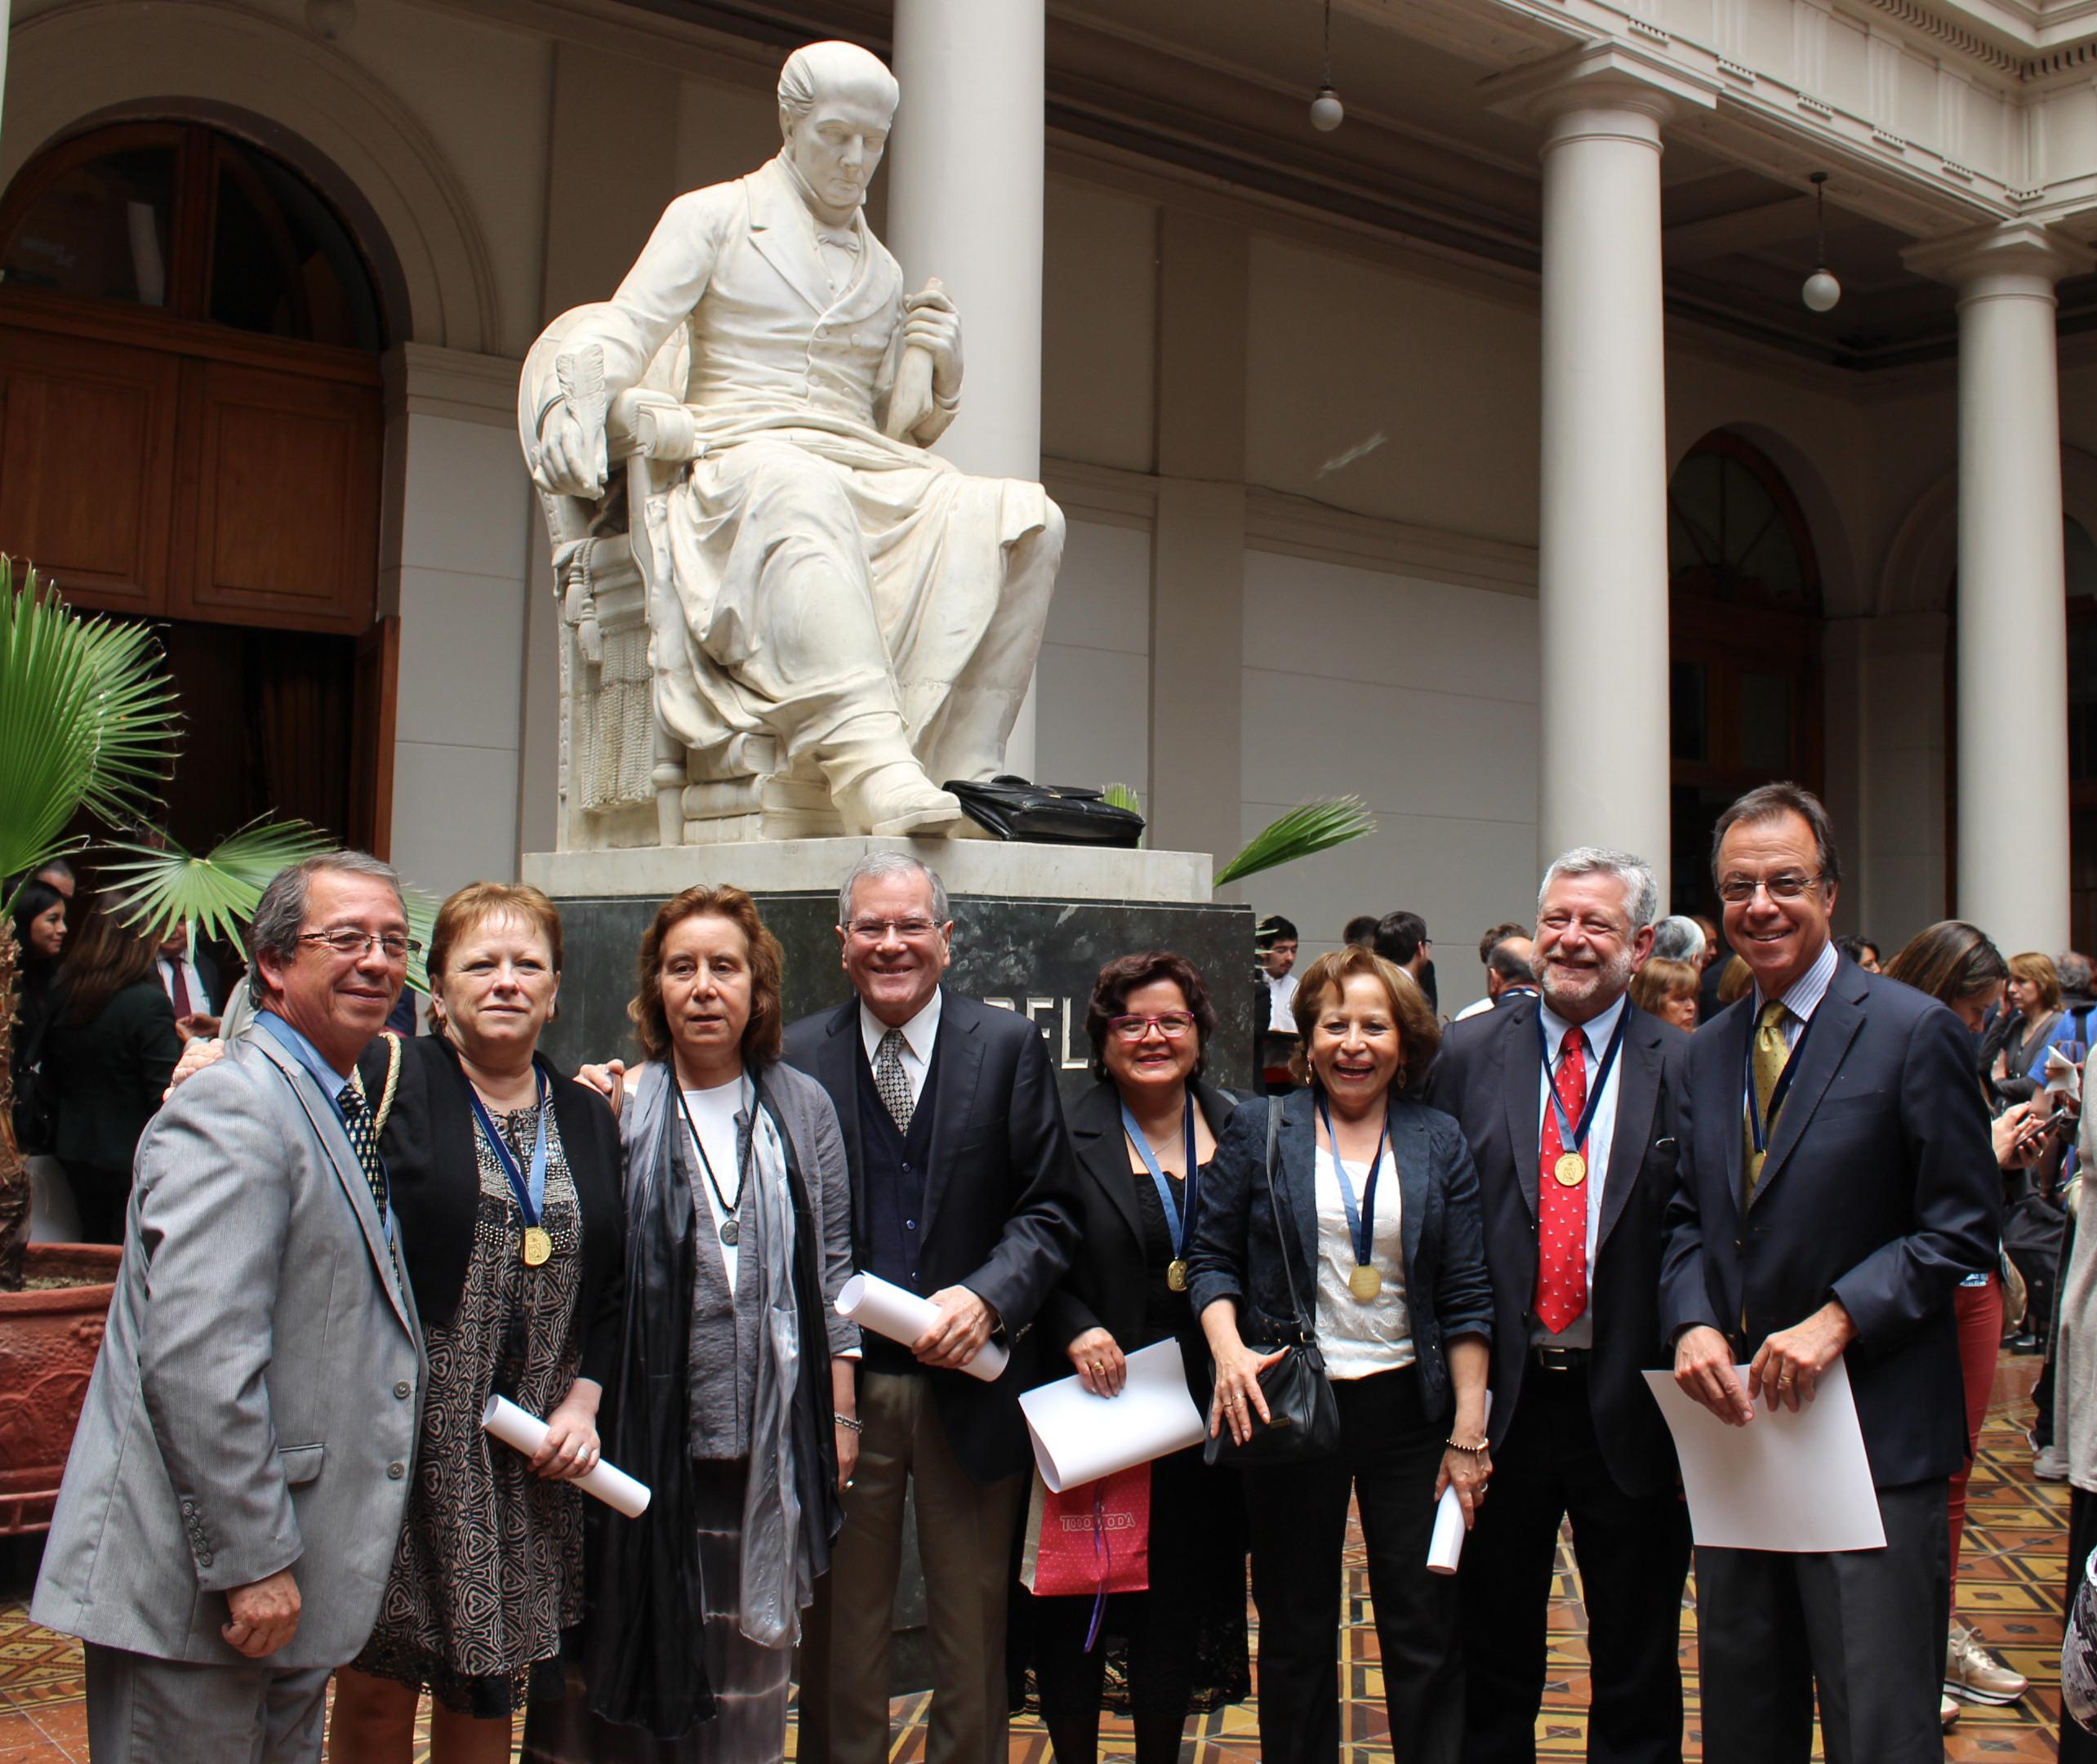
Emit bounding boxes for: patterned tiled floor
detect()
[0,1364,2076,1762]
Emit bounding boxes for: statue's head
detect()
[777,41,899,215]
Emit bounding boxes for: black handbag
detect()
[1204,1098,1341,1467]
[943,775,1145,847]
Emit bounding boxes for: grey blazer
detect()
[33,1031,424,1668]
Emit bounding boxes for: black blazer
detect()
[1185,1088,1493,1421]
[782,987,1082,1484]
[48,981,182,1173]
[356,1034,626,1390]
[1037,1078,1243,1359]
[1423,995,1687,1498]
[1658,956,2000,1486]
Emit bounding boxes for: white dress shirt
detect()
[1533,991,1629,1348]
[1266,971,1299,1034]
[156,955,209,1017]
[860,989,942,1107]
[1751,938,1840,1053]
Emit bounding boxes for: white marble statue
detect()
[521,39,1064,843]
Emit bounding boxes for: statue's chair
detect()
[524,308,844,849]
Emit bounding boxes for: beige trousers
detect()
[795,1370,1025,1764]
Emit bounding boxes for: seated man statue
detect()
[523,38,1063,837]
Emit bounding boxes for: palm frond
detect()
[0,560,179,904]
[401,885,440,998]
[1214,796,1378,889]
[1102,782,1142,816]
[100,820,335,950]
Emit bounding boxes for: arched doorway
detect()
[1666,431,1825,915]
[0,118,394,854]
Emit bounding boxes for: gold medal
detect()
[1348,1263,1382,1302]
[1167,1258,1189,1293]
[1554,1152,1587,1187]
[522,1225,553,1266]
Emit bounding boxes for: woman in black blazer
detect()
[1187,943,1492,1764]
[326,883,625,1764]
[1022,951,1251,1763]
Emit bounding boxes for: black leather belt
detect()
[1532,1345,1592,1371]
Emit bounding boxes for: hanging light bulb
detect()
[1310,1,1344,131]
[1801,172,1841,313]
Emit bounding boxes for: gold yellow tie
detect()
[1743,999,1790,1206]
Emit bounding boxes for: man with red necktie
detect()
[1425,847,1694,1763]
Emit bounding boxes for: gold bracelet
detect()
[1444,1437,1489,1455]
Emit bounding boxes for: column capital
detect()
[1480,42,1719,135]
[1903,220,2095,294]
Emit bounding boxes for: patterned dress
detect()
[354,1098,588,1716]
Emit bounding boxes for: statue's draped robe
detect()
[524,158,1056,789]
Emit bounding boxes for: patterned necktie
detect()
[1535,1024,1589,1334]
[874,1029,915,1135]
[1743,999,1791,1205]
[337,1084,390,1230]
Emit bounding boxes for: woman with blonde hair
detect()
[1628,956,1699,1032]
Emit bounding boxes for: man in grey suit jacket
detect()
[33,853,424,1764]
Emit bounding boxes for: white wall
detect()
[1238,549,1541,964]
[1034,518,1153,798]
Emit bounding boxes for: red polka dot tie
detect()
[1536,1024,1589,1334]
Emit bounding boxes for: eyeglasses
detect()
[1716,872,1823,904]
[297,929,422,962]
[1107,1012,1198,1040]
[844,918,943,942]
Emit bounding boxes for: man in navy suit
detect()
[787,850,1079,1764]
[1662,783,1998,1763]
[1426,848,1691,1763]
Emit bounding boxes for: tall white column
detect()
[885,0,1047,780]
[1908,225,2092,953]
[1491,50,1712,901]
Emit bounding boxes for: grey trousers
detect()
[1694,1477,1950,1764]
[794,1370,1025,1764]
[82,1642,331,1764]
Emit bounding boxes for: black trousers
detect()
[62,1158,130,1245]
[1694,1478,1949,1764]
[2062,1487,2097,1764]
[1242,1366,1458,1764]
[1458,1361,1690,1764]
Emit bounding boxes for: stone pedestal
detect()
[526,840,1256,1102]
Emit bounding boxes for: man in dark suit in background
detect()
[1663,782,1998,1764]
[1374,909,1437,1013]
[156,919,225,1041]
[1427,847,1692,1763]
[788,850,1079,1764]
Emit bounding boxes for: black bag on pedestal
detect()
[944,776,1145,847]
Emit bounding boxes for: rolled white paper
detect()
[481,1395,652,1518]
[1427,1391,1491,1575]
[834,1272,1008,1383]
[1018,1340,1208,1493]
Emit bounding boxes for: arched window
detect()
[0,121,383,350]
[1667,433,1824,915]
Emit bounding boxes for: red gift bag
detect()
[1023,1463,1151,1597]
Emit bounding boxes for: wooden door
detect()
[0,326,178,610]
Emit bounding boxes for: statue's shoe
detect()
[841,764,964,837]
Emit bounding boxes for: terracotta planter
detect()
[0,1243,122,1535]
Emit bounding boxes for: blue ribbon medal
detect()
[1316,1094,1390,1302]
[469,1078,553,1265]
[1535,1006,1631,1187]
[1120,1098,1200,1292]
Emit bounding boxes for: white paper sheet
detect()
[481,1396,652,1518]
[834,1272,1009,1383]
[1017,1340,1208,1493]
[1426,1392,1492,1575]
[1641,1357,1884,1552]
[2046,1045,2083,1102]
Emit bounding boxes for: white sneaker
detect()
[2037,1443,2071,1481]
[1945,1621,2028,1705]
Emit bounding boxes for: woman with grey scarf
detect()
[523,884,857,1762]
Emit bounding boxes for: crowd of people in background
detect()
[16,777,2097,1763]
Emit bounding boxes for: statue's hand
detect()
[902,286,963,399]
[536,404,609,499]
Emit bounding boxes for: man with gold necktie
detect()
[1661,784,1998,1764]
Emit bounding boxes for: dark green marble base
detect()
[541,889,1259,1107]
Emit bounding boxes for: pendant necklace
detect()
[675,1074,753,1246]
[467,1075,553,1267]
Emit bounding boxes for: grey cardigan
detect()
[631,1058,858,1456]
